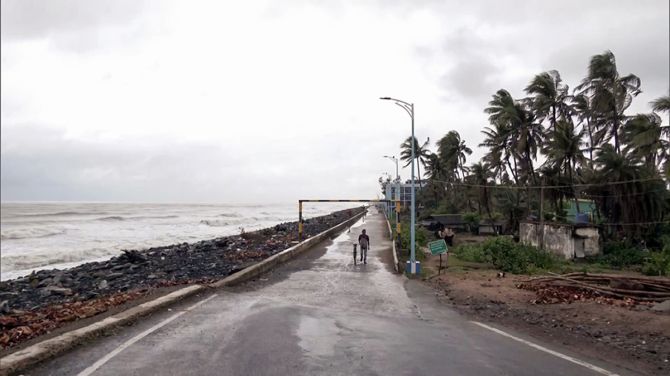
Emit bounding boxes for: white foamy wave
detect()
[1,227,67,240]
[199,219,241,227]
[97,216,125,221]
[217,213,241,218]
[1,247,120,273]
[14,211,107,218]
[95,215,181,222]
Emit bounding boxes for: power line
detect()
[430,177,665,190]
[597,220,670,226]
[555,188,668,198]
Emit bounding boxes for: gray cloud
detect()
[1,1,668,203]
[0,0,146,40]
[0,124,387,203]
[1,0,151,53]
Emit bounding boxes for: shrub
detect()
[452,244,487,263]
[599,241,645,269]
[399,225,430,249]
[642,250,670,276]
[462,212,480,234]
[453,237,560,274]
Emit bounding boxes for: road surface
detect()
[26,208,634,375]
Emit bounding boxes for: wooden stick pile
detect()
[518,272,670,302]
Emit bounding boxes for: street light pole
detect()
[380,97,417,274]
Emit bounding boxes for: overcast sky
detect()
[1,0,668,204]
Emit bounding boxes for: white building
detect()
[384,181,423,212]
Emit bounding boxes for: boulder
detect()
[0,300,10,314]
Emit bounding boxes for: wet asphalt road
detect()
[25,208,634,376]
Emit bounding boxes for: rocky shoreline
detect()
[0,207,364,348]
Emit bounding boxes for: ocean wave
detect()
[217,213,241,218]
[95,215,180,222]
[97,216,125,221]
[1,248,120,278]
[14,211,108,218]
[200,219,230,227]
[1,227,67,240]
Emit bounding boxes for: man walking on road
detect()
[358,229,370,264]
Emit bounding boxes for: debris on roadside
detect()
[517,272,670,305]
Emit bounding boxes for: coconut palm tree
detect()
[470,162,495,223]
[485,89,542,185]
[437,131,472,181]
[524,70,572,132]
[542,120,586,212]
[400,136,431,184]
[576,51,641,154]
[572,93,597,165]
[480,122,518,183]
[622,113,669,170]
[650,94,670,177]
[651,95,670,113]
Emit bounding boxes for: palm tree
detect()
[524,70,572,132]
[572,93,597,165]
[485,89,543,185]
[470,162,495,224]
[622,113,669,170]
[424,153,443,180]
[586,145,668,237]
[480,122,517,183]
[437,131,472,181]
[400,136,431,184]
[650,94,670,177]
[651,95,670,113]
[542,120,586,212]
[576,51,641,154]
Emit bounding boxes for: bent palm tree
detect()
[576,50,641,154]
[525,70,572,132]
[622,113,669,170]
[437,131,472,181]
[400,136,431,184]
[543,120,586,212]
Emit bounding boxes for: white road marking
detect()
[77,294,218,376]
[471,321,619,376]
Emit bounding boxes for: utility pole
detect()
[539,185,544,250]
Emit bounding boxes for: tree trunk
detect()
[584,115,595,167]
[568,159,581,214]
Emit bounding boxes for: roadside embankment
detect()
[0,207,365,350]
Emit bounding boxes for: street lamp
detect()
[380,96,418,275]
[383,155,400,241]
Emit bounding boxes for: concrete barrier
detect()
[0,211,365,376]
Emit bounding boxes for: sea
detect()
[0,202,359,281]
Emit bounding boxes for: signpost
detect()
[428,239,448,274]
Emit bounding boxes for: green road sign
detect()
[428,239,448,255]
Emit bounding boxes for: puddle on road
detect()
[297,316,339,358]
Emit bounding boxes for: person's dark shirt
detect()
[358,234,370,248]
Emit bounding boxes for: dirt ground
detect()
[420,252,670,376]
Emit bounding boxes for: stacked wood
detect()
[518,272,670,303]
